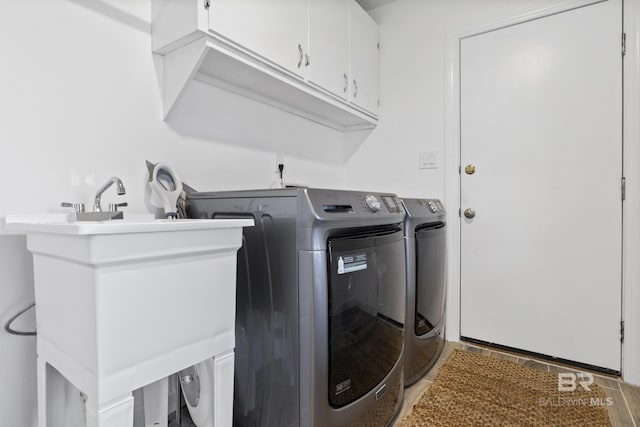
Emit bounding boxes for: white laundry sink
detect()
[5,215,253,427]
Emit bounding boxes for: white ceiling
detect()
[356,0,396,11]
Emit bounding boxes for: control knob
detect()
[364,194,381,212]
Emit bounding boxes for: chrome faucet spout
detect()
[93,176,126,212]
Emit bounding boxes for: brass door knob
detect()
[464,208,476,219]
[465,164,476,175]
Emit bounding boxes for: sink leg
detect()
[36,356,48,426]
[213,351,234,427]
[85,393,134,427]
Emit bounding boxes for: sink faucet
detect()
[93,176,126,212]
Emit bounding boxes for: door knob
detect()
[464,208,476,219]
[465,164,476,175]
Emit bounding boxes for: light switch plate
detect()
[420,150,438,169]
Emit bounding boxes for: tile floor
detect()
[392,341,640,427]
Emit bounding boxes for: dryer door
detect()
[414,222,447,337]
[326,228,405,408]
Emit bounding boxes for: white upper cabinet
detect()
[207,0,308,78]
[307,0,350,99]
[151,0,379,131]
[349,0,379,115]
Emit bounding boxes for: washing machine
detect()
[401,198,447,386]
[185,187,406,427]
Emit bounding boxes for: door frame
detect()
[443,0,640,384]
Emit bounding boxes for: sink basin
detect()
[5,214,251,235]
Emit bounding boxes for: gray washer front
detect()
[186,187,406,427]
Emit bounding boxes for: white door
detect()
[207,0,308,77]
[460,1,622,371]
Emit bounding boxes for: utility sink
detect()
[5,214,253,427]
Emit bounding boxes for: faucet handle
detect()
[61,202,86,213]
[108,202,128,212]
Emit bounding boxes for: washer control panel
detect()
[308,188,404,220]
[364,194,381,212]
[381,195,402,213]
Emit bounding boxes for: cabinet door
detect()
[207,0,308,78]
[349,1,379,115]
[307,0,350,99]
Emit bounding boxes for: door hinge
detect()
[621,320,625,343]
[204,0,210,10]
[459,165,462,175]
[621,177,626,201]
[622,32,626,56]
[458,208,461,217]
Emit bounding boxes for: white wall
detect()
[0,1,349,424]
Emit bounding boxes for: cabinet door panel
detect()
[208,0,308,77]
[350,1,378,114]
[308,0,350,99]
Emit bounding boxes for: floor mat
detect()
[397,349,611,427]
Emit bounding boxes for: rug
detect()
[397,349,611,427]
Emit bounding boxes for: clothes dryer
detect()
[186,187,406,427]
[401,198,447,386]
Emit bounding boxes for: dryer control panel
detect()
[425,200,443,213]
[401,198,446,224]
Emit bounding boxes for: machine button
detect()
[427,201,438,213]
[364,194,381,212]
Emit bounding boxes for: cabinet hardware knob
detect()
[343,73,349,93]
[297,44,303,68]
[353,79,358,98]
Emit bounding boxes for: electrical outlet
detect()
[273,154,286,189]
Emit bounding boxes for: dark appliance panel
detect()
[327,228,405,408]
